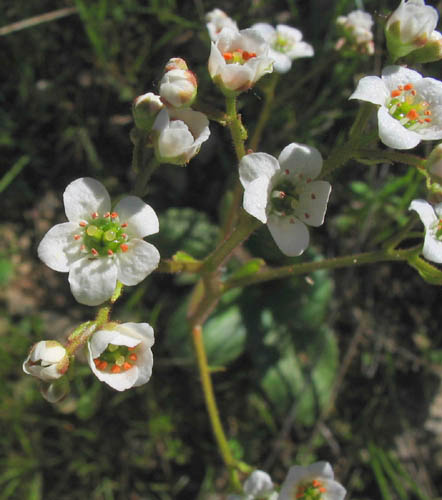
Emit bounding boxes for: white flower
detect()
[227,470,276,500]
[251,23,314,73]
[208,28,274,94]
[278,462,346,500]
[409,199,442,263]
[38,178,160,306]
[385,0,439,59]
[152,107,210,165]
[239,143,331,257]
[87,322,154,391]
[159,58,198,109]
[206,8,238,41]
[336,10,374,55]
[349,65,442,150]
[23,341,68,382]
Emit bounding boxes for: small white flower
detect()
[208,28,273,94]
[385,0,439,59]
[88,322,154,391]
[349,65,442,150]
[278,461,346,500]
[336,10,374,55]
[23,340,68,382]
[38,178,160,306]
[227,470,276,500]
[409,199,442,263]
[152,107,210,165]
[206,8,238,41]
[159,58,198,109]
[239,143,331,257]
[251,23,314,73]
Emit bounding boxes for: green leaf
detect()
[166,289,246,367]
[408,254,442,285]
[151,207,219,259]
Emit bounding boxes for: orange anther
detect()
[120,243,129,252]
[91,248,98,256]
[93,358,101,367]
[74,234,81,240]
[111,365,121,373]
[223,52,233,61]
[404,83,413,91]
[129,353,138,361]
[98,361,108,370]
[79,221,87,227]
[411,89,417,96]
[121,222,128,228]
[243,51,256,60]
[128,346,137,351]
[104,212,110,218]
[123,362,132,371]
[107,249,114,256]
[111,212,118,219]
[425,118,432,122]
[121,233,127,239]
[391,89,401,98]
[91,212,99,219]
[406,109,419,120]
[424,110,432,116]
[312,480,322,488]
[319,487,327,493]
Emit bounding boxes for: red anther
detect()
[242,51,256,60]
[129,353,138,361]
[121,233,127,239]
[425,118,432,122]
[223,52,233,61]
[107,249,114,256]
[111,212,118,219]
[74,234,81,240]
[404,83,413,91]
[120,243,129,252]
[91,212,99,219]
[93,358,101,367]
[406,109,419,120]
[285,169,290,175]
[391,89,401,98]
[319,487,327,493]
[312,480,322,488]
[98,361,108,370]
[122,362,132,371]
[91,248,98,256]
[111,365,121,373]
[104,212,111,218]
[411,89,417,96]
[311,193,316,199]
[79,221,87,227]
[424,110,432,116]
[304,213,310,218]
[121,222,128,228]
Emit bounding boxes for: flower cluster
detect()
[335,10,374,55]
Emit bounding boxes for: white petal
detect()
[267,215,310,256]
[114,196,159,238]
[64,177,111,222]
[116,239,160,286]
[297,180,332,227]
[279,462,335,500]
[158,119,195,158]
[244,470,274,496]
[250,22,275,41]
[323,479,347,500]
[381,65,422,90]
[409,199,437,229]
[38,222,81,272]
[422,231,442,263]
[378,107,421,149]
[132,341,154,387]
[119,322,155,348]
[278,143,323,180]
[435,202,442,218]
[243,177,271,223]
[270,50,292,73]
[277,24,303,42]
[349,76,388,106]
[239,152,280,188]
[90,360,140,391]
[287,41,314,59]
[69,257,118,306]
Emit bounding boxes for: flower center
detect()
[93,343,139,373]
[74,211,129,257]
[223,48,257,64]
[274,34,290,53]
[433,218,442,240]
[387,83,432,130]
[294,479,327,499]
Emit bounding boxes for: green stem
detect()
[356,148,424,167]
[224,248,417,291]
[249,73,279,151]
[191,325,241,490]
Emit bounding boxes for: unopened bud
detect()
[159,65,197,109]
[404,31,442,63]
[23,340,69,382]
[132,92,164,130]
[427,143,442,180]
[164,57,188,72]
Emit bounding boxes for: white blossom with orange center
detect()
[239,143,331,257]
[278,462,346,500]
[250,23,314,73]
[38,177,160,306]
[208,27,273,94]
[409,199,442,263]
[88,322,154,391]
[350,65,442,149]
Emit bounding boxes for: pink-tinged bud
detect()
[385,0,439,61]
[164,57,188,72]
[132,92,164,130]
[404,30,442,63]
[159,68,198,109]
[23,340,69,382]
[427,143,442,181]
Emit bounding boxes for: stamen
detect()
[122,362,132,371]
[74,234,81,240]
[406,109,419,120]
[121,222,128,228]
[91,248,98,256]
[104,212,111,218]
[391,89,401,98]
[223,52,233,61]
[107,249,114,256]
[91,212,99,219]
[98,361,108,370]
[111,212,118,219]
[120,243,129,252]
[111,365,121,373]
[79,221,87,227]
[121,233,127,239]
[404,83,413,91]
[129,353,138,361]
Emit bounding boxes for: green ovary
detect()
[83,218,126,256]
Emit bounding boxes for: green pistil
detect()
[270,180,298,216]
[99,344,130,363]
[295,482,324,500]
[82,217,126,256]
[274,35,289,53]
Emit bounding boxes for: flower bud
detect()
[427,143,442,180]
[132,92,164,130]
[23,340,69,382]
[159,62,198,109]
[403,30,442,63]
[385,0,439,60]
